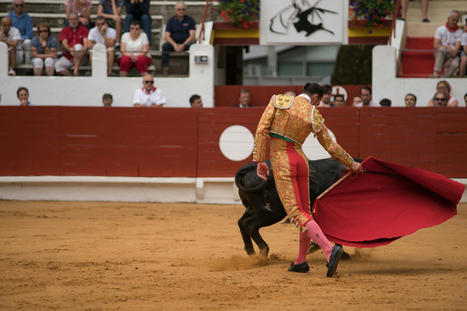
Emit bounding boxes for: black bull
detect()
[235,158,346,256]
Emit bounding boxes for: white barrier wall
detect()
[0,42,214,108]
[372,45,466,107]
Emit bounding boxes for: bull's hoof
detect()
[326,244,343,278]
[288,261,309,273]
[308,242,320,254]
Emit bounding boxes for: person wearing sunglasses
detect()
[133,74,166,107]
[7,0,32,65]
[161,1,196,75]
[119,20,151,77]
[427,80,459,106]
[87,16,116,76]
[123,0,151,42]
[432,91,448,107]
[30,22,57,76]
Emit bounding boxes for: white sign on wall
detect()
[260,0,348,45]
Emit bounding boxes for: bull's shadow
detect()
[235,158,347,257]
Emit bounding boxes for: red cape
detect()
[313,156,464,248]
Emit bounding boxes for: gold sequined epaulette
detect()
[311,106,324,133]
[273,94,294,109]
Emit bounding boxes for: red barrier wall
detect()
[215,85,366,107]
[1,107,466,178]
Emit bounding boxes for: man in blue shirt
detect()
[161,1,196,75]
[8,0,33,64]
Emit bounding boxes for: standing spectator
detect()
[55,13,89,76]
[87,16,116,76]
[189,94,203,108]
[123,0,151,42]
[352,96,362,107]
[459,17,467,77]
[431,91,448,107]
[427,80,459,106]
[8,0,32,64]
[119,20,151,77]
[354,86,376,107]
[65,0,92,28]
[404,93,417,107]
[400,0,429,22]
[431,10,462,78]
[17,86,31,106]
[133,74,166,107]
[234,88,251,108]
[97,0,123,49]
[332,94,345,107]
[161,1,196,75]
[102,93,113,106]
[379,98,392,106]
[0,16,21,76]
[318,84,332,107]
[31,22,57,76]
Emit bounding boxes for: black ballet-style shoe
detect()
[288,261,310,273]
[326,244,343,277]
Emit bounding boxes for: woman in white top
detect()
[119,20,151,77]
[427,80,459,107]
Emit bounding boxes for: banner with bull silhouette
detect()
[260,0,349,45]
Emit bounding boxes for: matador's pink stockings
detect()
[294,219,333,264]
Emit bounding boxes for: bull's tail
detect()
[235,162,273,193]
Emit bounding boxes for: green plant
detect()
[350,0,396,27]
[218,0,259,29]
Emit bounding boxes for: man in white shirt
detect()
[133,74,166,107]
[87,16,116,76]
[431,9,462,78]
[0,16,22,75]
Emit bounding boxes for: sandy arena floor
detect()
[0,201,466,310]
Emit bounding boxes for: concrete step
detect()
[408,0,467,10]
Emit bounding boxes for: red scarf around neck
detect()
[445,22,459,32]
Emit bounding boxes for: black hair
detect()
[322,84,332,94]
[379,98,392,107]
[16,86,29,98]
[361,86,372,95]
[189,94,201,104]
[334,94,345,100]
[102,93,113,101]
[303,82,323,98]
[405,93,417,102]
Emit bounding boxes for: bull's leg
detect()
[238,210,256,256]
[248,212,286,257]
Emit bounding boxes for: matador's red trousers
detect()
[270,137,313,229]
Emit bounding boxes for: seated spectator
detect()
[161,1,196,75]
[431,91,448,107]
[333,94,345,107]
[379,98,392,106]
[404,93,417,107]
[55,13,89,76]
[97,0,123,49]
[319,84,332,107]
[352,96,362,107]
[119,20,151,77]
[431,10,462,78]
[17,86,30,106]
[234,88,251,108]
[283,91,296,96]
[66,0,92,28]
[189,94,203,108]
[133,74,166,107]
[464,92,467,106]
[459,17,467,77]
[400,0,429,22]
[103,93,113,106]
[123,0,151,42]
[8,0,32,64]
[87,16,116,76]
[31,22,57,76]
[354,86,376,107]
[427,80,459,106]
[0,16,21,76]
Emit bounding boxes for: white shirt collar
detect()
[298,93,311,102]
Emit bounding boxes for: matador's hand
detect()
[350,161,363,175]
[256,162,270,180]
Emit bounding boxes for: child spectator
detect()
[352,96,362,107]
[102,93,113,106]
[17,86,31,106]
[404,93,417,107]
[333,94,345,107]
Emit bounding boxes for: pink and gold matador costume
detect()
[253,94,354,231]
